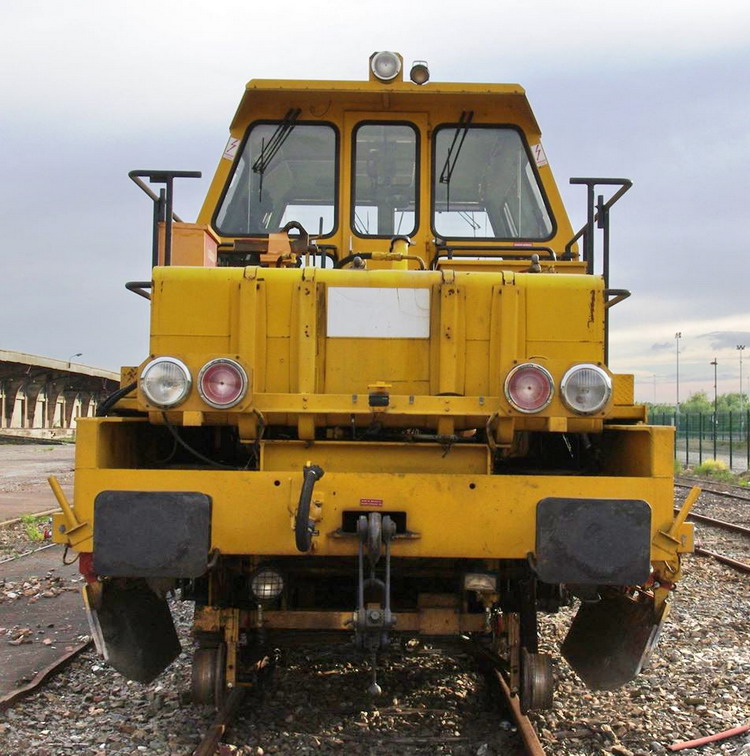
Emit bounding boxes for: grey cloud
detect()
[698,332,750,350]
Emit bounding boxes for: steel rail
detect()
[674,508,750,537]
[191,687,246,756]
[0,542,57,565]
[494,669,547,755]
[694,546,750,574]
[463,637,546,754]
[0,639,91,710]
[675,479,750,503]
[0,508,57,529]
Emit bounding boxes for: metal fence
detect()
[649,411,750,472]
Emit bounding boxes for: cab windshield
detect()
[215,122,337,236]
[432,126,553,240]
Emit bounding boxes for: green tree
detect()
[717,393,746,412]
[681,391,712,413]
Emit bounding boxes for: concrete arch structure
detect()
[0,350,119,440]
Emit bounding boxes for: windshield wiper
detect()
[438,110,473,211]
[252,107,301,201]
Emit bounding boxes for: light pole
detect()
[68,352,83,365]
[710,358,718,459]
[738,345,746,411]
[675,332,682,425]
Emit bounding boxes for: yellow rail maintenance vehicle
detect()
[52,52,696,712]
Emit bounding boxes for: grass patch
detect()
[689,459,740,484]
[20,514,49,542]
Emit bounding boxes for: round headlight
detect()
[505,363,554,413]
[560,364,612,414]
[141,357,191,408]
[251,568,284,601]
[198,358,248,409]
[370,51,402,82]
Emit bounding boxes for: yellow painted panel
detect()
[464,341,491,396]
[73,467,674,560]
[613,374,635,405]
[461,279,495,341]
[152,268,238,337]
[524,274,602,345]
[264,337,291,394]
[324,338,430,394]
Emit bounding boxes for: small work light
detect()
[370,51,402,82]
[464,573,497,593]
[409,60,430,85]
[251,567,284,601]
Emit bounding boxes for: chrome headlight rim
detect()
[140,356,192,409]
[560,363,612,415]
[504,362,555,414]
[197,358,248,409]
[370,51,402,82]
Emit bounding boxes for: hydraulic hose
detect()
[295,464,325,552]
[96,382,137,417]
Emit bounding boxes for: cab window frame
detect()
[429,122,556,242]
[350,120,420,240]
[211,118,341,239]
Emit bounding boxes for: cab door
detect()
[342,111,431,255]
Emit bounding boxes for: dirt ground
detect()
[0,442,75,522]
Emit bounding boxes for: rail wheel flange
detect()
[191,642,227,708]
[520,648,554,713]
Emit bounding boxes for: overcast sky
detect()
[2,1,748,403]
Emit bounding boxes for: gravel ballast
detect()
[0,488,748,755]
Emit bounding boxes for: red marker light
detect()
[198,359,247,409]
[505,363,554,413]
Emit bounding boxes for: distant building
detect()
[0,350,119,440]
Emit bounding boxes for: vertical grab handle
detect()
[294,464,325,552]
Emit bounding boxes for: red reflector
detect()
[198,359,247,408]
[505,364,554,413]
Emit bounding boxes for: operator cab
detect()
[196,52,577,272]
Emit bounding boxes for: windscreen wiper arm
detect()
[252,107,301,200]
[438,110,474,211]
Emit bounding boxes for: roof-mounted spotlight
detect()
[410,60,430,85]
[370,51,402,82]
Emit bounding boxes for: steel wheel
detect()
[520,648,554,713]
[191,643,226,708]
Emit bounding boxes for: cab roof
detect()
[229,78,540,134]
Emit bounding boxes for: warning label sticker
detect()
[360,498,384,507]
[531,143,548,167]
[222,136,240,161]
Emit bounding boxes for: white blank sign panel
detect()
[327,287,431,338]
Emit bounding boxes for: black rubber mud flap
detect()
[536,498,651,585]
[561,591,665,690]
[96,579,180,683]
[94,491,211,578]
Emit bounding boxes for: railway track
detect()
[675,477,750,503]
[190,639,543,755]
[0,638,91,711]
[675,484,750,573]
